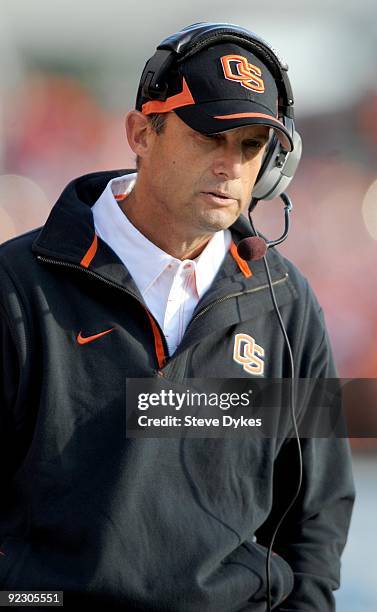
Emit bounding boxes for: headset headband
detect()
[137,22,295,119]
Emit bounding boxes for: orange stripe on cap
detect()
[145,309,167,369]
[214,112,292,150]
[230,241,252,278]
[80,234,98,268]
[142,78,195,115]
[214,112,284,128]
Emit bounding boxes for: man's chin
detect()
[197,209,240,233]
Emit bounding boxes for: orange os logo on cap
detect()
[220,55,265,94]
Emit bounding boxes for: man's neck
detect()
[118,188,213,261]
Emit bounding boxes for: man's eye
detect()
[203,133,221,141]
[197,133,222,143]
[244,140,263,150]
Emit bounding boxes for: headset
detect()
[136,22,302,202]
[136,23,303,612]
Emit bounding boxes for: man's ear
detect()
[125,111,153,161]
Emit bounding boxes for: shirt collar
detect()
[92,173,175,293]
[92,173,231,296]
[194,230,232,297]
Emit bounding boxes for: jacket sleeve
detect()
[256,295,355,611]
[0,308,22,487]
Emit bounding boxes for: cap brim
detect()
[175,100,293,152]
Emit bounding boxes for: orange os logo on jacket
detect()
[233,333,265,375]
[220,55,265,93]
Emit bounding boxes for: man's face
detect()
[137,112,270,237]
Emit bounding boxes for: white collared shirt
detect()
[92,173,231,355]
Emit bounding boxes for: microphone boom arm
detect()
[248,193,293,249]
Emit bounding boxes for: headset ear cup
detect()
[252,129,302,201]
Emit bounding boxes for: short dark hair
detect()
[135,113,168,170]
[148,113,168,134]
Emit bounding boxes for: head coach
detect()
[0,22,355,611]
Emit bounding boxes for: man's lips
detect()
[200,190,237,202]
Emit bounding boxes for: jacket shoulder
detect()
[0,228,43,296]
[0,228,41,258]
[0,228,42,267]
[269,246,320,310]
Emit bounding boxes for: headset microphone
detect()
[238,235,268,261]
[237,193,293,261]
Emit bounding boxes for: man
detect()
[0,23,354,611]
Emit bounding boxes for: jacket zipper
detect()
[36,255,141,301]
[36,255,170,365]
[36,255,288,367]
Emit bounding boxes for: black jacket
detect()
[0,170,355,610]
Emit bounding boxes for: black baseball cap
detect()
[139,43,293,151]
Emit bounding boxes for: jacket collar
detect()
[32,170,131,266]
[32,169,297,311]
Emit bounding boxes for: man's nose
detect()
[212,144,243,180]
